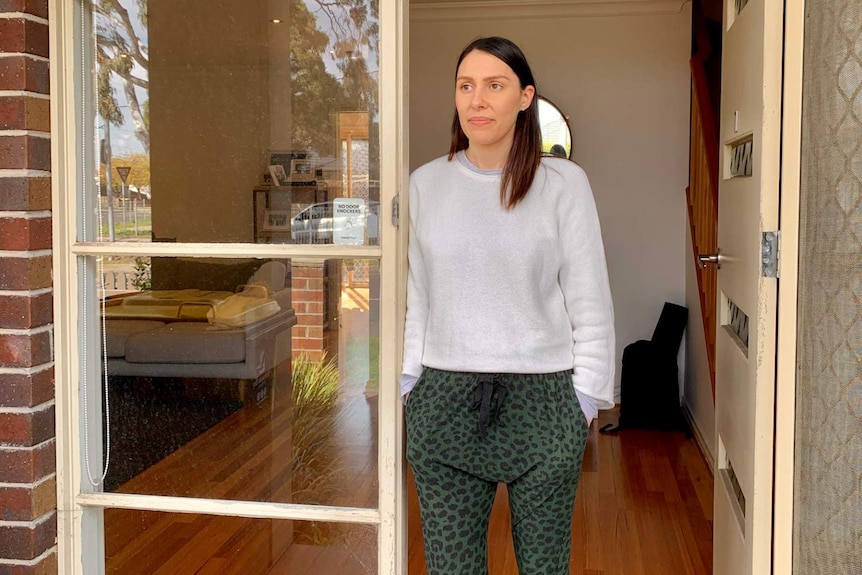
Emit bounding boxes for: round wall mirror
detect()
[538,97,573,159]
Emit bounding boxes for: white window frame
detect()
[49,0,408,573]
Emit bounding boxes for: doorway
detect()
[48,0,832,573]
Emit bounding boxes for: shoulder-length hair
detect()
[448,37,542,210]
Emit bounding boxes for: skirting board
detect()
[682,403,715,475]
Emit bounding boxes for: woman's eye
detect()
[490,83,503,90]
[459,83,472,92]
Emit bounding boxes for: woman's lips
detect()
[469,117,493,126]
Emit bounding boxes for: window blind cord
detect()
[81,0,111,488]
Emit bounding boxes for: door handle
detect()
[698,250,722,269]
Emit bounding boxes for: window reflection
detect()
[90,0,380,244]
[82,1,384,571]
[105,512,377,574]
[90,256,379,507]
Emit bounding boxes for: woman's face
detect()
[455,50,535,153]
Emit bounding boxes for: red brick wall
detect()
[0,1,58,573]
[291,264,326,362]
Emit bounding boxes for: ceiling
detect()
[409,0,722,24]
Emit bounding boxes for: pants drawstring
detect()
[471,374,508,439]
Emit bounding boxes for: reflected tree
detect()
[292,0,380,154]
[94,0,150,152]
[94,0,379,159]
[337,48,376,112]
[315,0,379,112]
[290,1,341,156]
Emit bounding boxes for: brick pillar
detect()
[291,262,326,362]
[0,1,58,573]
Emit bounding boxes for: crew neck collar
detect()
[456,150,503,177]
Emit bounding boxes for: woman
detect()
[402,37,615,575]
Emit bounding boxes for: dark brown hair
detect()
[448,37,542,210]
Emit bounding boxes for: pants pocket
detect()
[405,370,427,414]
[562,383,589,458]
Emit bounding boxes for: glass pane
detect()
[81,256,379,507]
[82,0,380,244]
[104,511,376,574]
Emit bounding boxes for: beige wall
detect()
[150,0,272,243]
[410,5,693,400]
[685,224,716,463]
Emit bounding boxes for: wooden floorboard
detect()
[105,396,713,574]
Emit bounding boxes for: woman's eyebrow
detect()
[455,74,511,82]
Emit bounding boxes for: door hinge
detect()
[391,195,400,228]
[761,231,779,278]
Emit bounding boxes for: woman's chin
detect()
[465,136,500,149]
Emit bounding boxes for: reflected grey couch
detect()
[104,258,296,382]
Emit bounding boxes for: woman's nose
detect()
[471,89,487,109]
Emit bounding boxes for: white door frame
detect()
[49,0,409,572]
[772,0,804,571]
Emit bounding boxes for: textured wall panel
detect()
[794,1,862,573]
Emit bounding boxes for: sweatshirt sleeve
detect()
[558,166,616,410]
[574,386,599,424]
[401,175,429,378]
[399,373,418,402]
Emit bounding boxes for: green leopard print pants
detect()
[406,368,589,575]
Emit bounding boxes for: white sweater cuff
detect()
[574,387,600,425]
[400,373,419,403]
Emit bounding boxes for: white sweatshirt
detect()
[402,151,616,411]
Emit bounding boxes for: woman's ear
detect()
[521,85,536,110]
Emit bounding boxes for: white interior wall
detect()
[685,224,717,463]
[409,4,693,400]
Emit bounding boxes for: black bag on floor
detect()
[600,302,690,435]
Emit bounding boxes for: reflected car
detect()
[291,200,380,245]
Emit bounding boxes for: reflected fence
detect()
[343,260,371,288]
[98,202,152,240]
[101,269,136,293]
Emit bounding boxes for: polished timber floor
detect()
[104,394,713,574]
[105,288,712,574]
